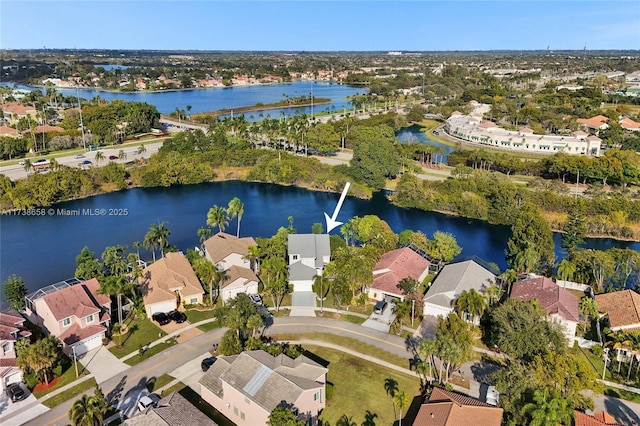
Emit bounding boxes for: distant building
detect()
[577,115,610,131]
[445,102,601,156]
[287,234,331,292]
[200,350,327,426]
[0,309,32,391]
[595,289,640,332]
[573,410,624,426]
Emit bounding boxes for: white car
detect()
[486,386,499,406]
[250,294,263,306]
[137,393,160,412]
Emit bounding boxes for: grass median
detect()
[42,377,97,408]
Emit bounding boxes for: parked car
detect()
[81,160,92,165]
[109,155,118,160]
[486,386,499,406]
[250,294,263,306]
[374,300,388,315]
[74,154,85,159]
[6,383,27,403]
[137,393,160,411]
[18,160,25,166]
[201,357,216,372]
[151,312,171,325]
[168,310,187,323]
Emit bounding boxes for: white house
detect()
[288,234,331,292]
[220,265,260,303]
[423,259,496,319]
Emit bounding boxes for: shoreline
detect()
[192,98,333,117]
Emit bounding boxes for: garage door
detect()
[72,333,104,356]
[147,300,177,317]
[292,280,313,292]
[3,369,23,390]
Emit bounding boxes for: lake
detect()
[4,81,366,117]
[396,124,454,162]
[2,181,638,295]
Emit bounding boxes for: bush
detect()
[326,382,334,400]
[24,371,39,388]
[591,345,604,357]
[52,364,63,377]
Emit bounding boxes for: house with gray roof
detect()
[125,391,217,426]
[200,350,327,426]
[287,234,331,292]
[422,259,496,320]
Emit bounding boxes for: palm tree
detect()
[393,390,411,426]
[247,313,264,338]
[336,414,357,426]
[453,289,487,324]
[118,149,127,161]
[68,394,103,426]
[557,259,577,283]
[22,158,32,173]
[49,158,59,171]
[520,389,573,426]
[417,339,437,382]
[245,244,261,273]
[94,151,105,165]
[99,275,133,325]
[197,227,212,246]
[207,205,228,233]
[137,144,146,155]
[133,241,141,260]
[227,197,245,237]
[111,323,123,348]
[579,296,601,343]
[482,281,504,306]
[143,221,170,261]
[393,299,412,332]
[499,268,517,295]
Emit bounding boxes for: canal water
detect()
[2,181,638,294]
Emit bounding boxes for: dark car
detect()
[6,383,27,403]
[109,155,118,160]
[168,310,187,323]
[151,312,171,325]
[81,160,92,165]
[201,357,216,372]
[373,300,388,315]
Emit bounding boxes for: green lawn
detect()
[604,387,640,404]
[33,361,88,398]
[304,345,421,426]
[147,374,175,392]
[271,332,411,369]
[160,382,186,398]
[185,308,217,324]
[109,318,166,358]
[124,339,177,366]
[42,378,98,408]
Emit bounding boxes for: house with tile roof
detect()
[140,252,204,317]
[423,259,496,320]
[125,391,218,426]
[368,246,431,301]
[510,276,579,346]
[595,289,640,332]
[0,103,37,125]
[288,234,331,292]
[203,232,257,272]
[409,387,503,426]
[0,125,20,138]
[577,115,610,131]
[0,309,32,391]
[219,265,260,303]
[25,278,111,356]
[620,117,640,132]
[574,410,624,426]
[200,350,328,426]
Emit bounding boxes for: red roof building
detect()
[510,276,579,345]
[574,410,624,426]
[411,387,503,426]
[369,247,430,301]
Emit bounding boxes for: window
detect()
[86,314,94,324]
[240,412,245,421]
[2,342,10,355]
[234,407,238,416]
[314,390,321,401]
[190,297,198,304]
[292,254,299,261]
[62,317,71,327]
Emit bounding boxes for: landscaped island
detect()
[191,96,332,120]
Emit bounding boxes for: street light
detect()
[72,345,78,378]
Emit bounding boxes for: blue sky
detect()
[1,1,638,51]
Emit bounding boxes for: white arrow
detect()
[324,182,351,233]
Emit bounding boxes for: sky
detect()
[1,1,639,51]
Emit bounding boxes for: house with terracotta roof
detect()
[0,125,20,138]
[0,309,32,391]
[1,103,37,125]
[594,289,640,332]
[25,278,111,356]
[620,117,640,132]
[409,387,503,426]
[125,391,217,426]
[510,276,579,346]
[577,115,610,131]
[574,410,624,426]
[140,252,204,317]
[200,350,328,426]
[203,232,257,273]
[423,259,496,320]
[288,234,331,292]
[368,246,431,301]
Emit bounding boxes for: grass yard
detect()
[147,374,175,392]
[160,382,186,398]
[41,378,97,408]
[304,345,421,426]
[271,332,411,369]
[124,339,177,366]
[604,387,640,404]
[315,311,367,325]
[185,308,217,324]
[32,361,88,398]
[109,318,166,359]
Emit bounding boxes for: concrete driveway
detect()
[290,291,317,317]
[0,384,48,426]
[169,351,213,395]
[79,346,128,384]
[362,299,396,332]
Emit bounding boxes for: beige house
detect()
[200,350,327,426]
[203,232,259,302]
[595,289,640,332]
[1,103,37,125]
[140,252,204,316]
[203,232,257,272]
[25,278,111,356]
[368,246,431,301]
[0,309,32,391]
[219,265,260,303]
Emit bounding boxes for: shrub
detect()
[326,382,334,400]
[591,345,604,357]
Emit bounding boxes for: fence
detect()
[556,280,590,292]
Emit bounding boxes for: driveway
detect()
[79,346,129,384]
[0,384,48,426]
[168,352,212,395]
[362,299,396,332]
[290,291,317,317]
